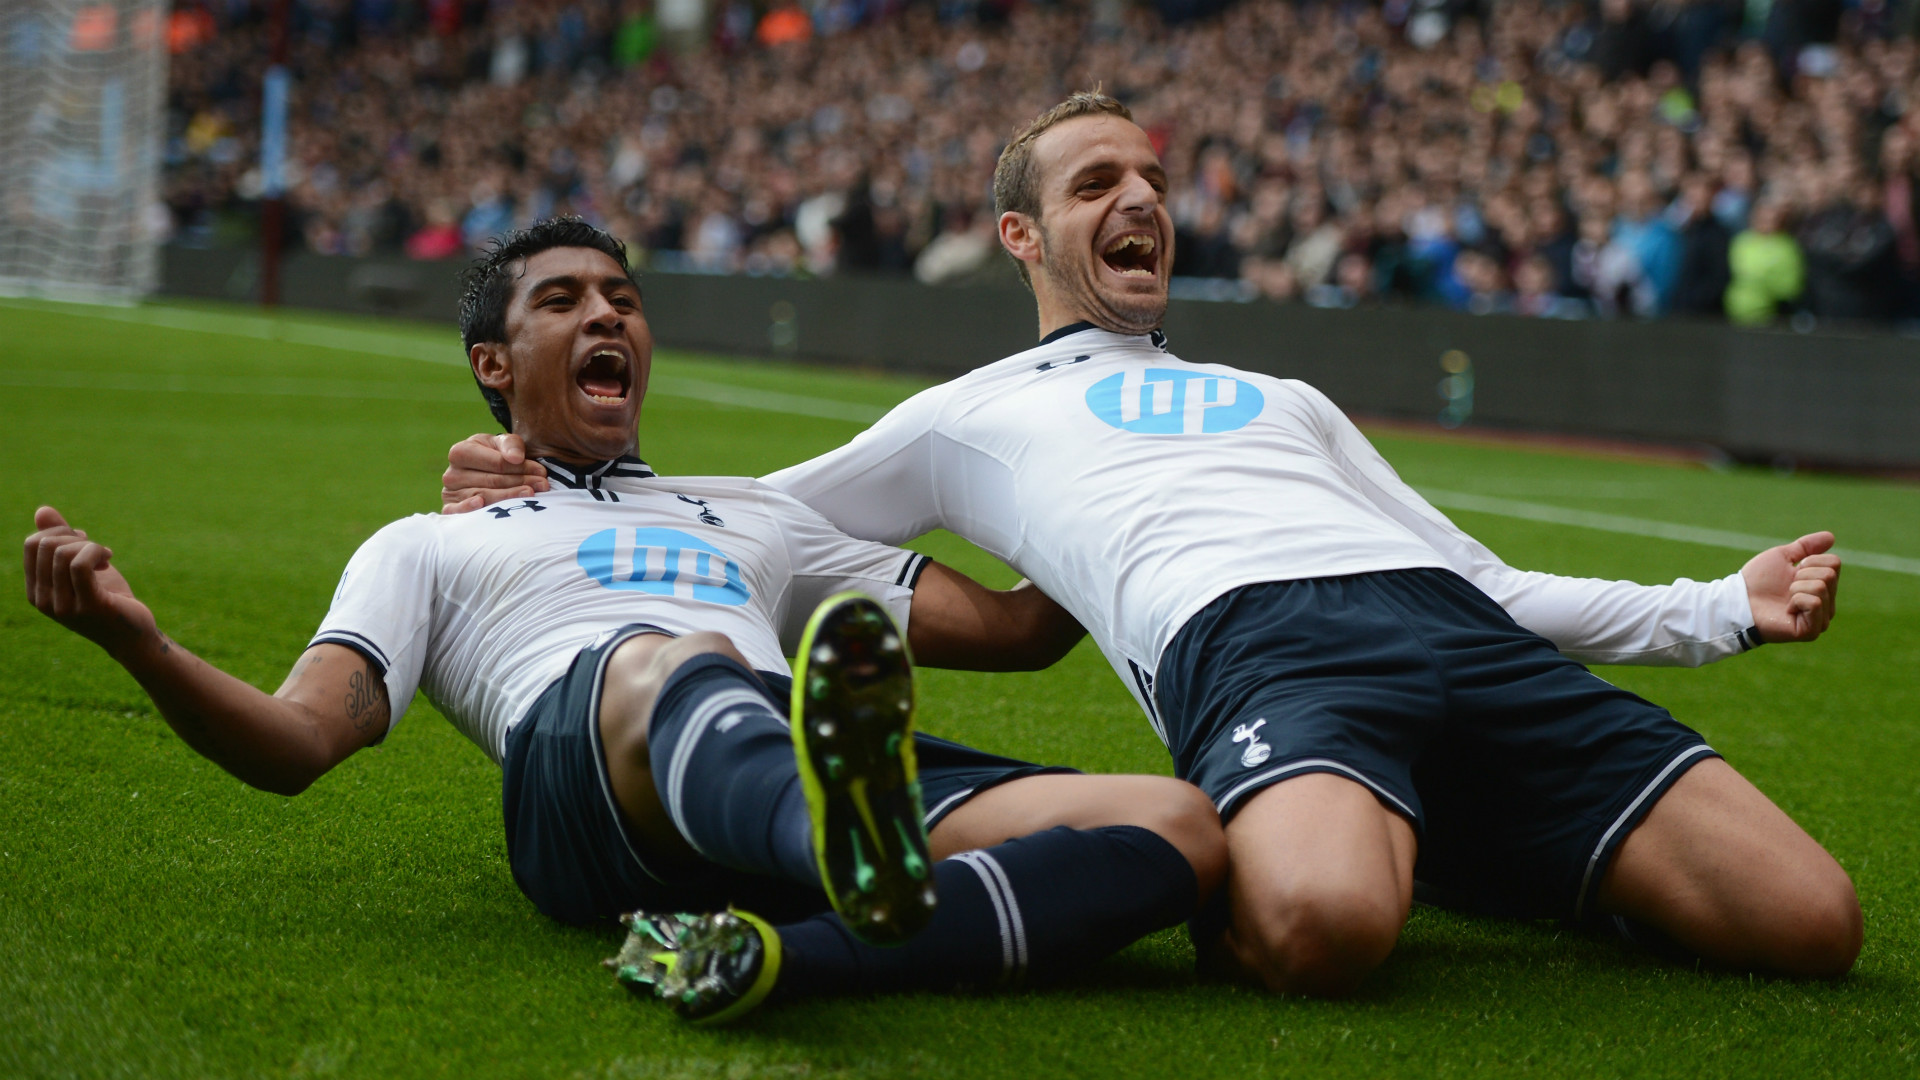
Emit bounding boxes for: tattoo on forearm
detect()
[114,615,171,656]
[344,661,390,733]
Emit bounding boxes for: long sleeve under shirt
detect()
[762,326,1755,741]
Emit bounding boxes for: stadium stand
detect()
[158,0,1920,325]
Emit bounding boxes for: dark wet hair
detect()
[456,217,639,430]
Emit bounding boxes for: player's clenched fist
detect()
[23,506,156,658]
[1741,531,1842,644]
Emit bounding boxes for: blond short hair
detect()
[992,90,1134,287]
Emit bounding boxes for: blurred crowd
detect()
[163,0,1920,324]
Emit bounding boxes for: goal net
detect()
[0,0,168,303]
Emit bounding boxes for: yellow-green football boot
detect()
[605,910,782,1026]
[791,592,935,946]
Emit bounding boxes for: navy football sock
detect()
[646,653,817,886]
[772,825,1198,997]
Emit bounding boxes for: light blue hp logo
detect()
[1085,368,1264,434]
[577,527,750,606]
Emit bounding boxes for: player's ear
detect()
[471,342,512,393]
[999,210,1043,271]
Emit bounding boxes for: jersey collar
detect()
[537,454,656,492]
[1037,321,1169,351]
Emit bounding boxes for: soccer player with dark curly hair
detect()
[25,217,1228,1025]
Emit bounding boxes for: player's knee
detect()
[1146,782,1227,899]
[1773,869,1862,978]
[598,631,746,761]
[1235,883,1404,997]
[653,631,750,673]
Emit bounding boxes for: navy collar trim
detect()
[537,454,656,490]
[1036,322,1170,351]
[1039,321,1100,345]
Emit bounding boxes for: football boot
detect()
[604,909,782,1026]
[791,592,936,946]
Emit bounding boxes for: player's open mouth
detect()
[577,347,631,405]
[1100,233,1158,278]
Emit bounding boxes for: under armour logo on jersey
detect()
[577,527,751,606]
[1035,354,1090,372]
[487,499,547,518]
[675,493,725,527]
[1232,718,1273,768]
[1086,368,1264,434]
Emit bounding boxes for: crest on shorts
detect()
[1232,718,1272,768]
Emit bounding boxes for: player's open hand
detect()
[1740,531,1841,644]
[442,433,548,514]
[23,506,156,658]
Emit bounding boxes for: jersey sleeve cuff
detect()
[1713,571,1758,644]
[308,631,390,676]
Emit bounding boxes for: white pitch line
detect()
[0,368,475,402]
[656,377,885,423]
[1420,487,1920,577]
[0,295,461,364]
[1,298,889,422]
[0,367,888,422]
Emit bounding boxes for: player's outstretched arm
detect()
[1741,531,1840,643]
[24,507,387,795]
[442,433,547,513]
[905,562,1088,671]
[1306,385,1837,664]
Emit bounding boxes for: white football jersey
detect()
[311,457,928,763]
[764,326,1755,741]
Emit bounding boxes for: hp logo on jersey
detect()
[577,527,750,606]
[1086,368,1263,434]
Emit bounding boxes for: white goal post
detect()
[0,0,168,303]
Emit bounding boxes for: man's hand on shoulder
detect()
[1741,531,1841,644]
[23,506,160,661]
[442,433,548,514]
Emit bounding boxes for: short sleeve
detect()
[760,385,945,544]
[757,486,927,653]
[307,516,437,733]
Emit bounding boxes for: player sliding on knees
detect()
[24,219,1226,1025]
[451,100,1857,996]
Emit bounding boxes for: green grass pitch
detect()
[2,297,1917,1078]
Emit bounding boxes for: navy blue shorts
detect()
[500,624,1074,926]
[1154,569,1718,921]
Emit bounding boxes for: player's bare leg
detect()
[930,773,1228,897]
[1211,773,1417,996]
[1597,757,1861,977]
[595,630,752,870]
